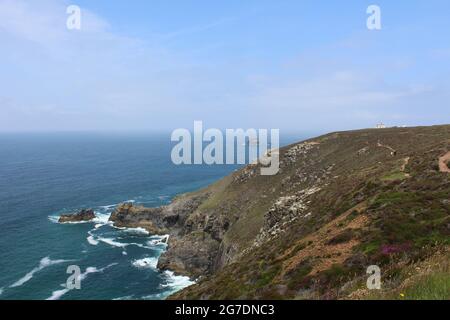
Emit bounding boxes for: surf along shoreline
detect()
[49,202,196,300]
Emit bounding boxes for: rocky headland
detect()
[108,125,450,299]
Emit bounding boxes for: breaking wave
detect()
[113,295,134,300]
[87,235,99,246]
[147,235,169,247]
[10,257,72,288]
[47,197,191,300]
[140,271,195,300]
[116,226,149,235]
[162,271,195,290]
[46,263,118,300]
[96,235,162,250]
[97,236,128,248]
[132,257,158,269]
[92,212,111,225]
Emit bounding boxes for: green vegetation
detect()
[362,190,449,257]
[287,261,313,290]
[365,248,450,300]
[359,240,382,255]
[256,264,281,288]
[381,172,408,181]
[169,125,450,300]
[402,272,450,300]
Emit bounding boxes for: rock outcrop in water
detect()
[108,193,217,278]
[109,125,450,300]
[109,203,168,235]
[59,209,96,223]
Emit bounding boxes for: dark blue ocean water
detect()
[0,132,305,300]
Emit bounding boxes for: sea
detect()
[0,132,307,300]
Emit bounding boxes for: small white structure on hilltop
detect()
[375,123,386,129]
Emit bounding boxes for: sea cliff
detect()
[109,125,450,299]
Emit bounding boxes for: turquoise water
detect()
[0,132,304,300]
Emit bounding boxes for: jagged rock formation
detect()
[109,125,450,299]
[109,194,217,277]
[59,209,96,223]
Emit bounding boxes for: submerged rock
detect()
[59,209,96,223]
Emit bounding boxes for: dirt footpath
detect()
[438,151,450,173]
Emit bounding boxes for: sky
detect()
[1,0,450,132]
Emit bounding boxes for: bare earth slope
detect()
[109,125,450,299]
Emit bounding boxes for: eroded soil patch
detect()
[438,152,450,173]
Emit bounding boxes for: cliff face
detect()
[109,193,218,277]
[109,125,450,299]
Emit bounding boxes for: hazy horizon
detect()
[1,122,449,135]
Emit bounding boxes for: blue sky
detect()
[1,0,450,132]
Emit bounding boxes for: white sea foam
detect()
[48,215,92,225]
[119,227,149,235]
[49,210,111,226]
[10,257,72,288]
[98,237,128,248]
[142,292,169,300]
[87,235,99,246]
[86,230,100,246]
[47,215,60,224]
[147,239,163,246]
[145,271,195,299]
[143,275,194,300]
[147,235,169,247]
[0,287,3,296]
[57,219,93,225]
[99,203,117,210]
[97,236,154,250]
[131,242,154,249]
[92,212,111,225]
[132,257,158,269]
[47,288,70,300]
[46,263,118,300]
[161,271,195,292]
[113,295,134,300]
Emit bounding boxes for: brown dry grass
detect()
[278,202,368,278]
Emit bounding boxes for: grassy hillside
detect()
[168,125,450,300]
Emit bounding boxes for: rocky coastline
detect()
[108,193,218,278]
[106,125,450,299]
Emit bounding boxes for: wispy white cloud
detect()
[251,71,432,111]
[0,0,448,132]
[156,17,235,41]
[240,66,440,130]
[0,0,109,44]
